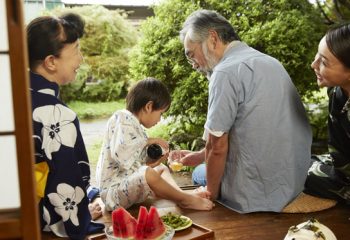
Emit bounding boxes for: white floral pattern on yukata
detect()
[104,165,153,210]
[96,110,153,210]
[48,183,84,226]
[42,206,68,237]
[33,104,77,160]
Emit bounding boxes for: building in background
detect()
[23,0,63,23]
[23,0,159,26]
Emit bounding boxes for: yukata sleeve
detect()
[32,120,51,201]
[109,119,146,170]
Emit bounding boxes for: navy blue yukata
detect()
[30,72,103,239]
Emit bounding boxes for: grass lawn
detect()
[68,100,125,120]
[87,139,103,185]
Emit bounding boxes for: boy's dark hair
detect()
[27,13,85,69]
[126,77,171,114]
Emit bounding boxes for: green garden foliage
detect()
[129,0,327,140]
[315,0,350,24]
[48,5,138,102]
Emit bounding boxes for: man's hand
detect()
[168,149,205,166]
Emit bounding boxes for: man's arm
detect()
[206,133,228,200]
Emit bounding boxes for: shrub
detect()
[48,5,138,102]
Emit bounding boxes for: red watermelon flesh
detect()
[135,206,148,240]
[143,206,166,240]
[112,207,137,239]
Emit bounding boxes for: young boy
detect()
[96,78,214,211]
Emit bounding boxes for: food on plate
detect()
[161,212,192,231]
[284,218,337,240]
[110,206,169,240]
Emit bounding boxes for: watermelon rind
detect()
[105,226,133,240]
[155,225,175,240]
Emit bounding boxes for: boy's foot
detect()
[193,186,211,199]
[178,193,214,211]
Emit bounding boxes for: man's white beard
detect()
[200,42,219,75]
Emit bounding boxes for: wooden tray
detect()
[173,222,214,240]
[87,233,105,240]
[88,222,214,240]
[180,185,200,191]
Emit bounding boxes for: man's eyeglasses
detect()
[186,56,195,65]
[185,45,199,66]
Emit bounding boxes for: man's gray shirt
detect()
[205,42,312,213]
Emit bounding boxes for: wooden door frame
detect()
[0,0,40,239]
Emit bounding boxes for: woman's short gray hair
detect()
[180,9,240,44]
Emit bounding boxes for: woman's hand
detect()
[88,197,105,221]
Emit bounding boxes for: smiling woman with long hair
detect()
[305,23,350,204]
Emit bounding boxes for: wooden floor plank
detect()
[42,197,350,240]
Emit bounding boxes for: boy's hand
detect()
[146,153,168,168]
[148,138,169,151]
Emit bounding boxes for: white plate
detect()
[105,225,174,240]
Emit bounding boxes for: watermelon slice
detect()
[111,206,168,240]
[143,206,166,240]
[112,207,137,239]
[135,206,148,240]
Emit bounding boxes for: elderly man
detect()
[178,9,312,213]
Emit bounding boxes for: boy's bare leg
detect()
[145,167,213,211]
[154,163,181,190]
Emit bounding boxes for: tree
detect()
[316,0,350,24]
[129,0,326,137]
[49,5,138,102]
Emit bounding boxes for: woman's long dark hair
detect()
[326,23,350,68]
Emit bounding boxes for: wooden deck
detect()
[174,201,349,239]
[42,193,350,240]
